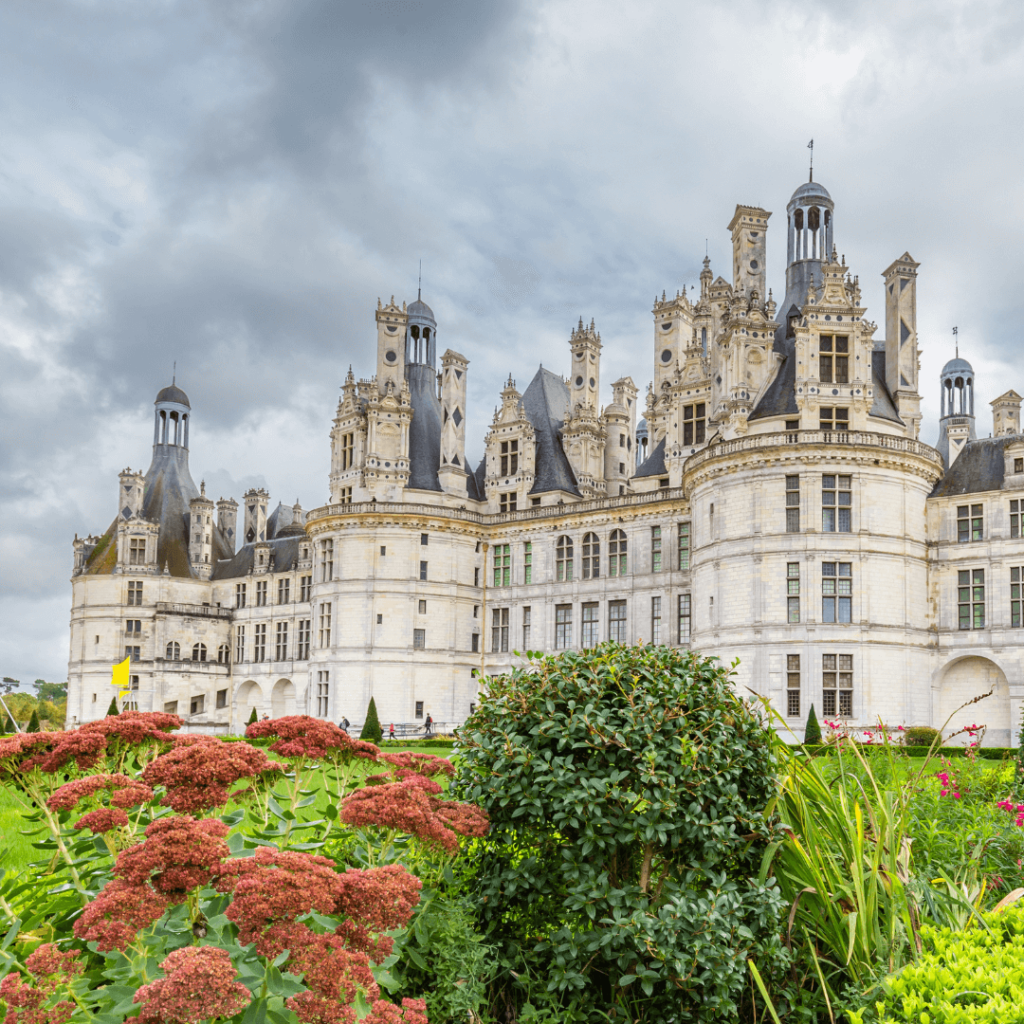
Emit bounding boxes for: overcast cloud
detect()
[2,0,1023,685]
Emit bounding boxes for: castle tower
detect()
[118,469,145,521]
[406,291,437,369]
[568,317,602,415]
[242,487,269,545]
[153,383,191,450]
[439,348,470,494]
[883,253,923,439]
[188,482,215,580]
[652,290,692,393]
[217,496,238,555]
[603,377,637,493]
[991,390,1022,437]
[936,356,977,467]
[375,297,408,392]
[728,204,771,303]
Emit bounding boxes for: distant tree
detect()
[804,704,822,745]
[37,699,59,724]
[0,713,6,735]
[248,706,259,725]
[33,680,68,702]
[6,693,37,722]
[106,696,120,717]
[26,709,40,733]
[1,714,14,734]
[360,697,383,744]
[2,677,18,687]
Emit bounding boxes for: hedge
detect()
[799,744,1016,760]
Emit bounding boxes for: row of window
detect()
[785,562,854,623]
[234,621,314,662]
[787,653,854,718]
[956,500,1024,543]
[785,475,852,533]
[236,576,313,608]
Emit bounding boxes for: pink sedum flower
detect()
[134,946,250,1024]
[73,879,169,951]
[75,807,129,833]
[364,998,430,1024]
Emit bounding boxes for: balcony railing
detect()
[155,602,233,620]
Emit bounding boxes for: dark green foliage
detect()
[804,703,822,744]
[248,706,259,725]
[904,725,941,747]
[454,642,787,1023]
[0,713,7,734]
[106,696,120,717]
[360,696,382,744]
[33,679,68,701]
[26,710,40,733]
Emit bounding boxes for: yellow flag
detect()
[111,656,130,693]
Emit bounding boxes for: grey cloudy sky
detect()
[2,0,1023,685]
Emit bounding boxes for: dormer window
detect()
[683,403,706,445]
[819,336,849,384]
[500,440,519,476]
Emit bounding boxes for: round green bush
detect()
[904,725,941,748]
[454,642,787,1023]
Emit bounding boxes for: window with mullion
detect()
[822,653,853,717]
[582,533,600,579]
[556,537,573,582]
[958,569,985,629]
[1011,501,1021,540]
[491,607,510,652]
[678,522,690,570]
[608,601,627,642]
[651,527,662,572]
[608,530,627,577]
[1012,568,1023,627]
[523,542,532,584]
[786,654,800,717]
[581,603,599,648]
[493,543,511,587]
[822,475,852,532]
[555,604,572,648]
[822,562,852,623]
[787,562,800,623]
[786,476,800,533]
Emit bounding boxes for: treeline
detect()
[1,678,68,731]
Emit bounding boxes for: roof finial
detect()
[418,259,422,301]
[808,138,814,182]
[953,325,958,359]
[172,361,176,385]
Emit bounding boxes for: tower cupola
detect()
[153,382,191,449]
[937,355,977,467]
[406,291,437,368]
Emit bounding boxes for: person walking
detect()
[388,723,395,743]
[339,717,350,734]
[424,713,433,737]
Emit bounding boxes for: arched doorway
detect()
[235,680,263,731]
[272,678,295,718]
[936,657,1011,746]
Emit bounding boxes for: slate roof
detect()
[156,384,190,407]
[520,367,580,496]
[211,536,304,580]
[634,436,667,478]
[931,436,1018,498]
[406,364,443,492]
[467,458,486,502]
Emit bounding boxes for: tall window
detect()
[957,504,983,543]
[127,581,143,606]
[125,619,141,635]
[419,560,428,581]
[819,407,850,432]
[786,476,800,533]
[491,608,510,652]
[339,487,352,504]
[500,439,519,476]
[129,538,146,565]
[683,403,706,445]
[608,601,627,642]
[216,688,228,709]
[651,527,662,572]
[522,606,531,648]
[822,475,852,532]
[499,492,517,512]
[650,596,662,644]
[253,625,266,663]
[318,602,332,647]
[192,643,207,662]
[297,620,311,660]
[678,594,691,643]
[678,523,690,570]
[235,626,245,663]
[581,603,599,648]
[166,641,180,660]
[582,533,600,579]
[787,562,800,623]
[421,533,429,546]
[316,671,329,717]
[555,605,572,649]
[958,569,985,629]
[787,655,801,718]
[413,628,426,649]
[278,579,290,604]
[493,544,511,587]
[1012,500,1022,540]
[823,654,853,717]
[321,540,334,582]
[275,622,288,660]
[300,575,312,602]
[124,646,140,662]
[609,530,627,576]
[556,537,573,582]
[235,583,246,609]
[524,542,532,584]
[340,432,354,470]
[256,580,268,607]
[217,644,229,664]
[822,562,852,623]
[415,701,424,719]
[819,335,849,384]
[1012,568,1024,627]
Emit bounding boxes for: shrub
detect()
[455,642,787,1023]
[247,706,258,725]
[26,710,40,733]
[360,696,383,744]
[904,725,941,747]
[804,703,822,744]
[105,696,119,717]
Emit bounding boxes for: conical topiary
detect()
[360,696,382,744]
[2,715,13,735]
[804,704,822,745]
[0,713,7,735]
[26,709,41,733]
[248,706,259,726]
[106,696,120,717]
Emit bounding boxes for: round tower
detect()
[153,383,191,449]
[937,356,977,467]
[406,292,437,368]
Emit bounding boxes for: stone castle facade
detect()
[68,175,1023,744]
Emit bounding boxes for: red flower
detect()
[48,773,137,811]
[35,730,109,773]
[285,991,357,1024]
[380,752,454,779]
[142,739,285,812]
[73,879,169,951]
[75,807,129,833]
[115,816,229,901]
[364,998,430,1024]
[134,946,250,1024]
[109,783,155,808]
[24,945,82,981]
[79,710,182,746]
[246,715,379,762]
[335,865,422,935]
[0,973,75,1024]
[287,933,380,1001]
[0,733,66,779]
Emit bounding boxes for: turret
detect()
[936,356,977,467]
[603,377,637,493]
[652,290,692,393]
[375,297,408,392]
[153,382,191,450]
[883,253,922,439]
[439,349,470,495]
[216,497,238,555]
[728,204,771,303]
[568,317,602,415]
[243,487,269,545]
[118,468,145,520]
[188,482,215,580]
[991,390,1022,437]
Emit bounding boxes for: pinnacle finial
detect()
[418,258,422,301]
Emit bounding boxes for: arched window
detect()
[608,530,627,577]
[808,206,820,231]
[217,643,230,664]
[166,641,180,660]
[556,536,574,582]
[192,643,207,663]
[582,533,600,579]
[794,208,804,231]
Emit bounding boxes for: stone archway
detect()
[272,678,295,718]
[235,680,263,731]
[937,657,1011,746]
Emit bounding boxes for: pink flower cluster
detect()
[340,777,489,854]
[73,879,170,952]
[75,807,130,833]
[0,944,83,1024]
[996,799,1024,828]
[935,771,963,800]
[134,946,250,1024]
[48,773,153,812]
[141,738,285,812]
[246,715,380,762]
